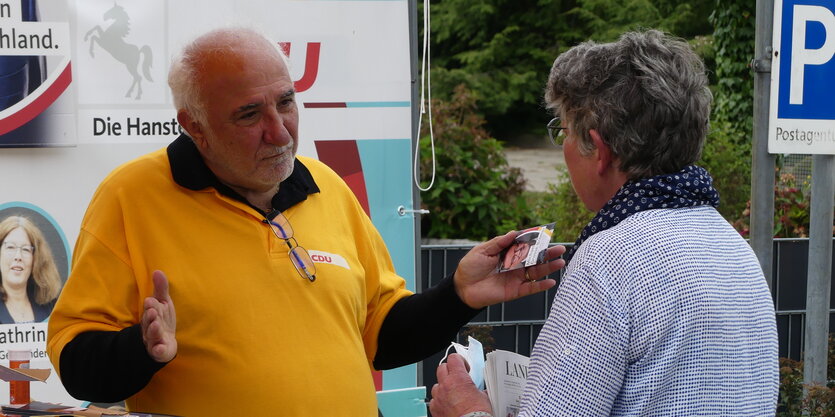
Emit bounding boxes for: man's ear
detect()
[589,129,614,176]
[177,110,206,147]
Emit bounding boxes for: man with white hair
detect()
[47,27,565,416]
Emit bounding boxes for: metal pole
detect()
[408,0,424,386]
[408,0,421,288]
[750,0,777,290]
[803,155,835,386]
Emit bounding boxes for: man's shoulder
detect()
[297,155,333,175]
[105,147,170,182]
[93,147,171,197]
[296,155,348,189]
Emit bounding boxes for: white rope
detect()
[414,0,436,192]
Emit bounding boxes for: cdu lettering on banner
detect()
[769,0,835,154]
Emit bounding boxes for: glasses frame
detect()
[267,213,317,282]
[1,242,35,257]
[546,117,567,147]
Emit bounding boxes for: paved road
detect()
[504,146,565,192]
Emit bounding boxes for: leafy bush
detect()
[698,120,752,222]
[777,333,835,417]
[526,169,591,243]
[418,85,528,240]
[780,357,805,416]
[772,172,812,238]
[731,167,828,238]
[805,385,835,417]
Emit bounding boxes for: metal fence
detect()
[418,238,835,387]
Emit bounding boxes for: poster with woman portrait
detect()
[0,202,72,404]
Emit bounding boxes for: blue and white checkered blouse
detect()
[519,206,779,416]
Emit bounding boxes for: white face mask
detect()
[439,336,485,390]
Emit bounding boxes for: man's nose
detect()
[262,109,293,146]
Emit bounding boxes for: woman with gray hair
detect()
[430,30,779,417]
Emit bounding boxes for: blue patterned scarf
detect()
[562,165,720,266]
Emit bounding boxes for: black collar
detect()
[166,134,320,213]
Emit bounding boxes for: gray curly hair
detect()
[544,30,712,179]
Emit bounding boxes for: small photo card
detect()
[497,223,555,272]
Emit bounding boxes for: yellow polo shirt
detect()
[47,147,411,416]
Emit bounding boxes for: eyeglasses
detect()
[546,117,567,146]
[267,212,317,282]
[1,242,35,257]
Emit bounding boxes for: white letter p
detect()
[790,5,835,105]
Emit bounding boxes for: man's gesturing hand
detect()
[141,270,177,363]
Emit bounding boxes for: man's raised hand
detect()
[141,270,177,363]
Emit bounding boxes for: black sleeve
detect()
[58,325,168,402]
[373,274,482,370]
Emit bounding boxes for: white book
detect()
[484,349,529,417]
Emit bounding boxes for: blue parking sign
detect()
[770,0,835,154]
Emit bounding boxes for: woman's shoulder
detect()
[0,302,13,325]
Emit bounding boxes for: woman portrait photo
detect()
[0,215,62,323]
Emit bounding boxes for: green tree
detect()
[425,0,715,140]
[417,0,754,239]
[427,0,568,139]
[708,0,755,142]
